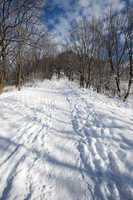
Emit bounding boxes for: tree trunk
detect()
[124,42,132,101]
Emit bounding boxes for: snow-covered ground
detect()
[0,78,133,200]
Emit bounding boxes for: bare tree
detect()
[123,7,133,100]
[103,8,127,97]
[0,0,44,88]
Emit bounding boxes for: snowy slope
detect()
[0,79,133,200]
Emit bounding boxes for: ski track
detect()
[0,79,133,200]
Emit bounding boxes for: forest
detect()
[0,0,132,100]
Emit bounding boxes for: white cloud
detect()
[51,17,71,45]
[79,0,90,7]
[47,0,127,46]
[109,0,125,10]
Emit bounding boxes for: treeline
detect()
[0,0,55,90]
[62,6,133,101]
[0,1,132,100]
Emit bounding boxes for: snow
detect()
[0,78,133,200]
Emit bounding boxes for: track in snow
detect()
[0,79,133,200]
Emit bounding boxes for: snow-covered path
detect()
[0,79,133,200]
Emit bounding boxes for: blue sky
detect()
[42,0,132,44]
